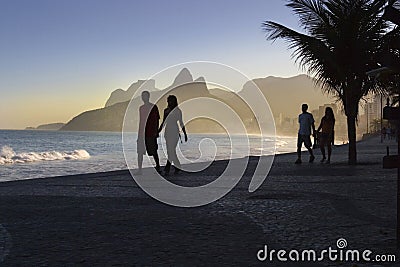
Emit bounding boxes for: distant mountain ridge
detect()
[62,69,222,132]
[61,69,334,132]
[61,102,129,132]
[104,67,199,108]
[105,79,157,107]
[26,123,65,131]
[241,74,333,119]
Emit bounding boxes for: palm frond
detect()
[286,0,331,30]
[262,20,343,95]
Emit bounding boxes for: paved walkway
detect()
[0,137,398,266]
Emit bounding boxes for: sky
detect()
[0,0,303,129]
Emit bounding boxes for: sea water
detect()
[0,130,298,182]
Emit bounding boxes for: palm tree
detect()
[263,0,399,164]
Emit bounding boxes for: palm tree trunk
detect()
[347,115,357,165]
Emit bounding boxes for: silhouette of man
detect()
[295,103,316,164]
[136,91,160,174]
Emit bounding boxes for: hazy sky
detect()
[0,0,303,129]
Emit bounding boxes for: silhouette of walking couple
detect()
[136,91,188,175]
[295,104,335,164]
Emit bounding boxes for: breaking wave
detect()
[0,146,90,165]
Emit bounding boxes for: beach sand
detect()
[0,136,398,266]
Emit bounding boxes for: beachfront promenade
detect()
[0,137,398,266]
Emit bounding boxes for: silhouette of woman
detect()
[159,95,188,175]
[317,107,335,163]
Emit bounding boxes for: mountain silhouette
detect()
[62,69,258,133]
[61,70,333,133]
[240,74,333,119]
[171,68,193,87]
[105,79,157,107]
[104,68,196,108]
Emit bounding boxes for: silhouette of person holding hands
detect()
[159,95,188,175]
[387,126,392,140]
[317,107,335,163]
[295,104,316,164]
[136,91,161,174]
[382,127,387,140]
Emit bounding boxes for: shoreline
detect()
[0,136,379,183]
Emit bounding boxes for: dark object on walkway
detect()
[383,155,400,169]
[384,106,400,121]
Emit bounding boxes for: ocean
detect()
[0,130,298,182]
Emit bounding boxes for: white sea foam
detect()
[0,146,90,165]
[275,140,288,147]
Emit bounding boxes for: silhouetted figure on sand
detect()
[382,127,387,140]
[317,107,335,164]
[387,126,393,140]
[159,95,188,175]
[136,91,161,174]
[295,104,315,164]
